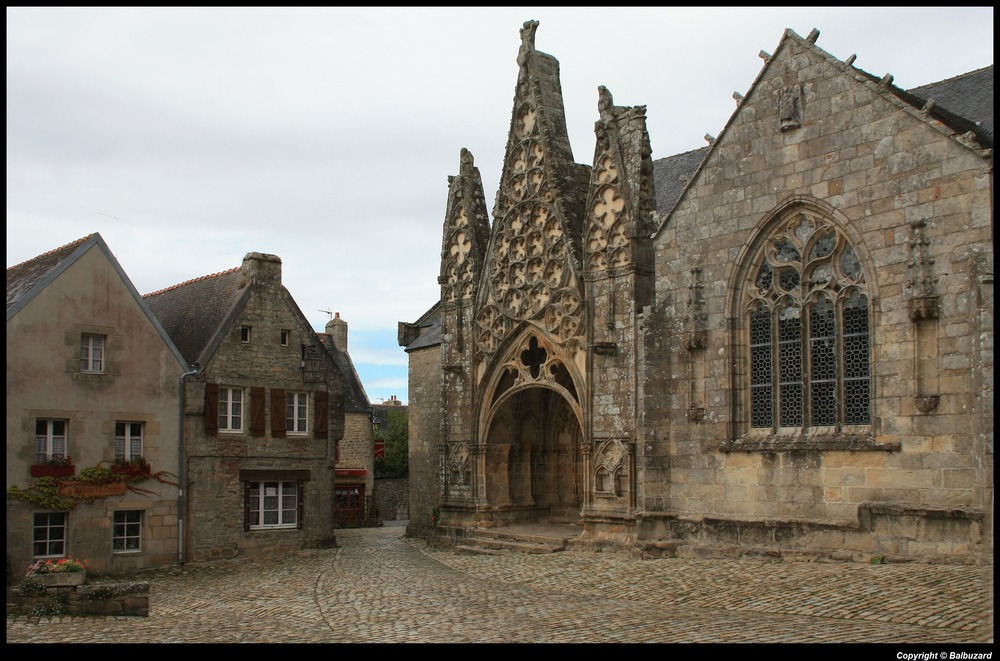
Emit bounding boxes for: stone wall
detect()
[406,346,441,536]
[339,411,374,493]
[7,581,150,617]
[374,478,410,520]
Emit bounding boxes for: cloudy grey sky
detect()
[6,6,994,405]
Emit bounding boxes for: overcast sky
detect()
[7,6,994,405]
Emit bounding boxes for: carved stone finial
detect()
[598,85,614,118]
[806,28,820,45]
[460,147,474,175]
[517,20,539,66]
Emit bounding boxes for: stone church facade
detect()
[401,22,992,563]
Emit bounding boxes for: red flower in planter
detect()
[30,456,75,478]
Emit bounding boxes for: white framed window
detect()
[80,333,105,372]
[218,387,244,432]
[286,391,308,434]
[745,210,871,432]
[240,326,252,343]
[248,481,298,529]
[33,512,67,558]
[280,329,290,346]
[115,421,144,461]
[112,510,142,553]
[35,418,68,464]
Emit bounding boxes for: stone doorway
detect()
[484,386,582,524]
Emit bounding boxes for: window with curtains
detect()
[247,481,299,529]
[744,209,871,434]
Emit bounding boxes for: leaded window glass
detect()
[745,211,870,431]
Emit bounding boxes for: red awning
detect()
[336,468,367,478]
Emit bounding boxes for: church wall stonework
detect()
[402,23,992,564]
[647,35,991,562]
[405,346,442,537]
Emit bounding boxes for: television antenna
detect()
[319,309,334,321]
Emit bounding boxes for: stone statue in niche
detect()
[778,85,803,131]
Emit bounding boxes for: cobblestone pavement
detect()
[7,523,994,644]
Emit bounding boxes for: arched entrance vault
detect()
[472,331,585,524]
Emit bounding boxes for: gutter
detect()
[177,365,200,565]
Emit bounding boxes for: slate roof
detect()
[7,233,96,319]
[908,65,993,142]
[652,147,710,217]
[399,302,441,352]
[143,268,246,366]
[318,333,371,413]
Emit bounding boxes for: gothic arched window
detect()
[745,210,870,432]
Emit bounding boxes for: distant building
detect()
[318,312,378,527]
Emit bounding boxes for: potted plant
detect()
[24,556,87,587]
[30,454,75,478]
[111,455,152,479]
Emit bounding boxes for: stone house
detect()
[371,396,410,521]
[144,252,345,561]
[318,312,378,527]
[400,23,993,563]
[7,233,189,575]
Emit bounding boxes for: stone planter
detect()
[30,464,75,478]
[24,571,86,587]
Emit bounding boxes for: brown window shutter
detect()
[250,387,266,437]
[205,383,219,436]
[271,388,286,438]
[314,390,328,439]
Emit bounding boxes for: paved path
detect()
[6,523,994,644]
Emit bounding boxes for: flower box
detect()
[111,462,152,479]
[24,571,86,587]
[57,480,127,498]
[30,464,76,478]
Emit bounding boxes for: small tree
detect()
[374,408,408,479]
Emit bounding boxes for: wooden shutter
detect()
[271,388,286,438]
[249,387,266,437]
[204,383,219,436]
[314,390,328,439]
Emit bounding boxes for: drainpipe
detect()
[177,365,200,565]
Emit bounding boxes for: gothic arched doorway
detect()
[483,385,583,523]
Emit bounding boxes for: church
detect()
[399,22,993,563]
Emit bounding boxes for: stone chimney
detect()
[326,312,348,352]
[241,252,282,284]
